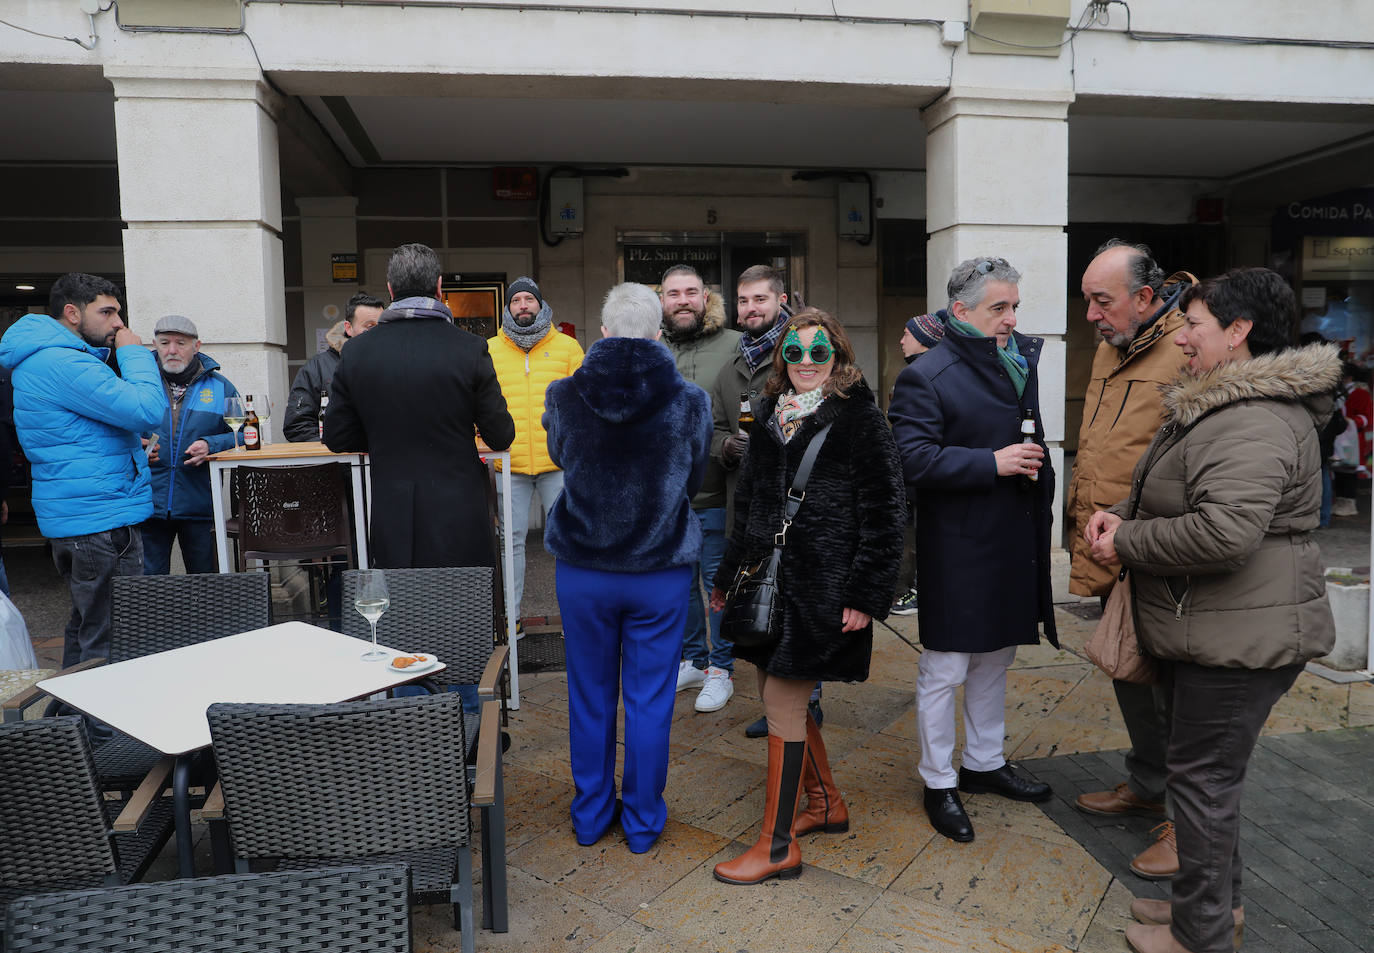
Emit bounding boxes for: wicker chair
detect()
[4,865,412,953]
[206,694,480,953]
[0,717,172,945]
[339,566,510,932]
[2,573,272,793]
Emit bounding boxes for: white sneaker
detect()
[676,660,706,692]
[695,667,734,712]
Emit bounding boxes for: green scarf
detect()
[947,315,1028,398]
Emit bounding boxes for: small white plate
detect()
[390,654,439,674]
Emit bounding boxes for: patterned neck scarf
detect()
[501,300,553,352]
[775,387,825,442]
[739,306,792,371]
[946,315,1028,398]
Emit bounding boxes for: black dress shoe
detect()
[959,764,1052,803]
[923,787,974,842]
[744,715,768,739]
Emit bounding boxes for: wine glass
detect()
[257,398,274,446]
[222,396,246,451]
[354,569,390,661]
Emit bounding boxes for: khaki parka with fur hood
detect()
[1109,343,1340,670]
[663,291,741,511]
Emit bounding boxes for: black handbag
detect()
[720,422,832,649]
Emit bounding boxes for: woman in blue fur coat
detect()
[542,282,712,853]
[709,308,906,885]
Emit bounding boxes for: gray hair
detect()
[946,256,1022,311]
[1095,239,1165,296]
[601,283,663,339]
[386,243,442,300]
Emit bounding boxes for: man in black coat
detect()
[324,243,514,570]
[888,256,1057,844]
[284,292,384,442]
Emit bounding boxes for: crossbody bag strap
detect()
[775,422,833,548]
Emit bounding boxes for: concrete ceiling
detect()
[1,86,1371,187]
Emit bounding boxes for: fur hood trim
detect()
[1160,343,1342,427]
[326,320,349,353]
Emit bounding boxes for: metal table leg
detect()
[173,754,195,877]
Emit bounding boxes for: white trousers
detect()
[916,646,1017,789]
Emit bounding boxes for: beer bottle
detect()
[1021,409,1038,484]
[243,395,262,451]
[317,389,329,441]
[738,392,755,435]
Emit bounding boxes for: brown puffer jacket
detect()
[1110,343,1340,669]
[1068,293,1189,597]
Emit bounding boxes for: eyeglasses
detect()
[783,342,833,365]
[966,257,1007,280]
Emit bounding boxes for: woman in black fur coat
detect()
[709,308,905,885]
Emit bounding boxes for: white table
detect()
[206,443,370,574]
[207,443,522,709]
[37,622,446,877]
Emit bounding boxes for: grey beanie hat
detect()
[154,314,199,339]
[506,276,542,308]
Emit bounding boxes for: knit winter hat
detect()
[906,312,945,349]
[506,276,542,308]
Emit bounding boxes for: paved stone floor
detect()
[4,539,1373,952]
[409,608,1372,953]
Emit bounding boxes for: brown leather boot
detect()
[714,736,806,885]
[794,714,849,837]
[1130,821,1179,880]
[1130,898,1245,949]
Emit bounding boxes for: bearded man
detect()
[661,263,741,713]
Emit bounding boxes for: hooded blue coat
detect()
[0,315,165,538]
[543,336,711,574]
[148,352,239,521]
[888,328,1059,653]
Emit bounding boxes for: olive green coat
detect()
[1111,343,1340,669]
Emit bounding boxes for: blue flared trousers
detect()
[557,560,689,853]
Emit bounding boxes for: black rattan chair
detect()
[2,573,272,794]
[235,463,353,569]
[206,694,478,953]
[339,566,510,932]
[0,717,172,945]
[3,865,412,953]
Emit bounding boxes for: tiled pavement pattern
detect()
[1024,729,1374,953]
[404,608,1371,953]
[6,600,1373,951]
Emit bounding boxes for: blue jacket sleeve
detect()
[44,345,168,433]
[888,366,997,489]
[542,385,563,469]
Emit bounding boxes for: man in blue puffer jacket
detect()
[142,314,240,575]
[0,273,166,670]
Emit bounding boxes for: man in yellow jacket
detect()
[490,277,584,629]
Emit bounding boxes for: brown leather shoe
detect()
[1075,782,1165,818]
[1125,923,1197,953]
[1130,821,1178,880]
[1130,899,1244,950]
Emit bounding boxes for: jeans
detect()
[682,507,731,672]
[51,526,144,746]
[1167,662,1302,952]
[52,526,144,668]
[140,518,217,575]
[497,469,564,620]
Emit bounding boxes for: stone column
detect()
[107,67,288,425]
[923,87,1073,564]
